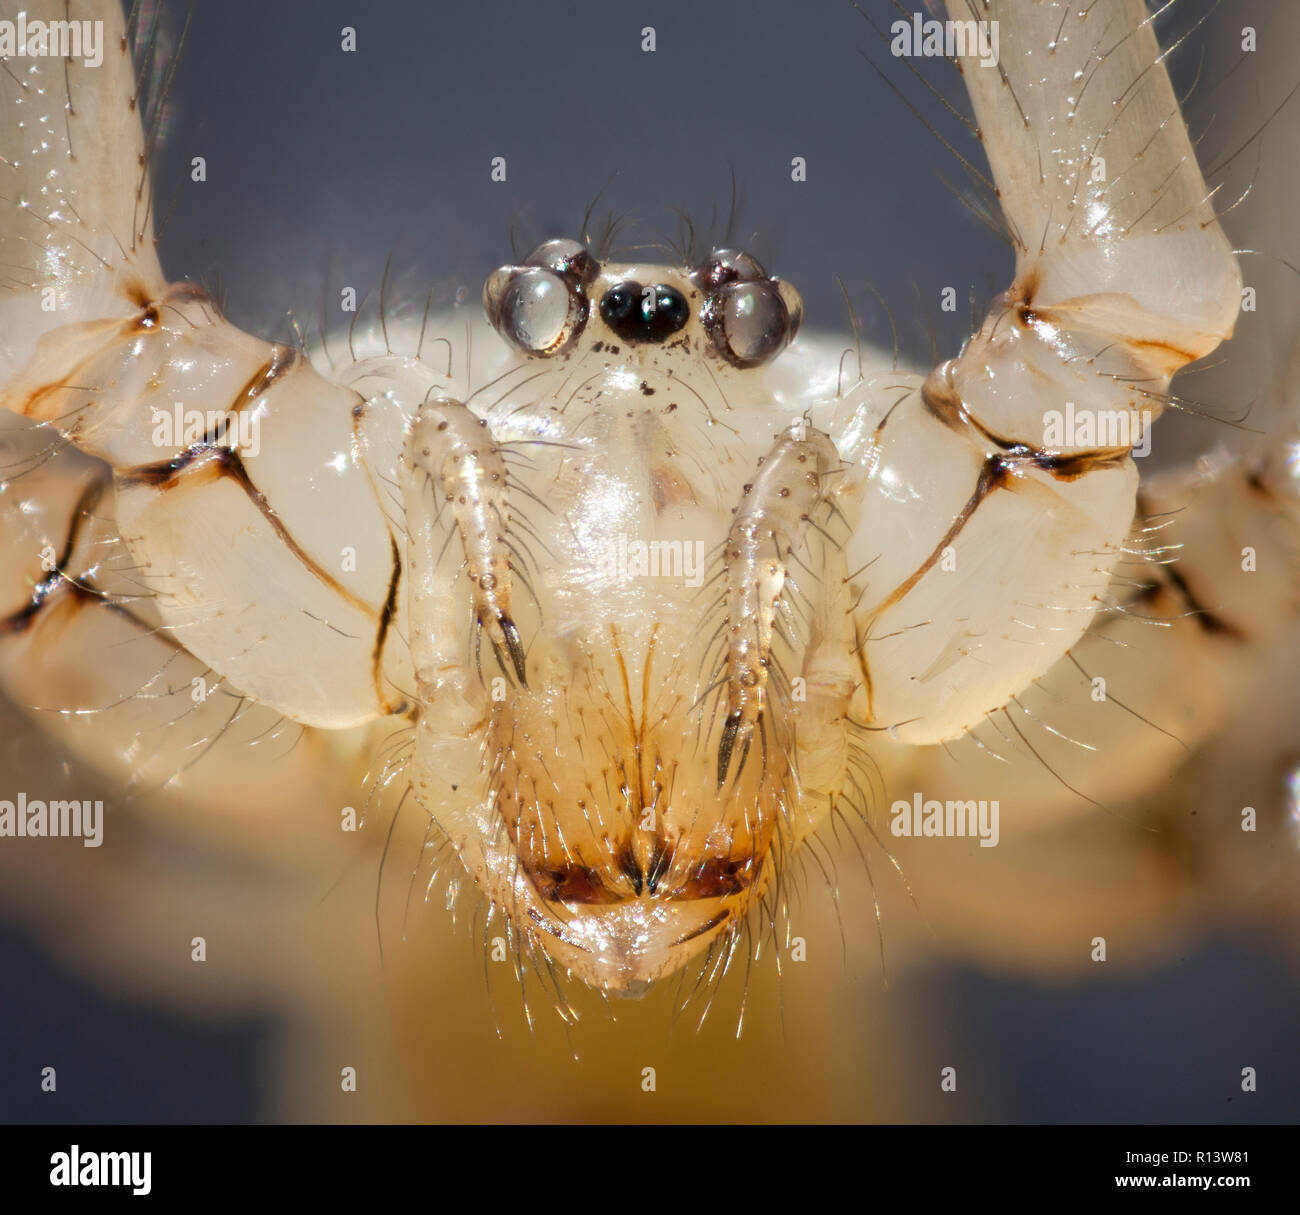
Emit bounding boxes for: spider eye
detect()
[652,286,690,332]
[702,278,802,367]
[598,281,690,344]
[484,238,600,356]
[600,282,639,327]
[524,237,599,285]
[691,248,801,367]
[484,265,589,355]
[691,247,768,292]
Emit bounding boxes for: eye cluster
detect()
[484,239,801,368]
[691,249,802,367]
[598,281,690,344]
[482,238,597,356]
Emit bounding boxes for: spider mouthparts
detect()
[716,711,747,789]
[499,616,527,685]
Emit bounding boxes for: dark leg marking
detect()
[118,445,380,619]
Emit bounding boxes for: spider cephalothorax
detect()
[402,240,842,990]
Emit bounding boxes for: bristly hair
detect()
[579,167,754,269]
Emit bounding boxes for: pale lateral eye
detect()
[524,238,599,284]
[692,247,768,291]
[721,283,783,361]
[705,278,802,367]
[484,265,588,355]
[502,270,568,349]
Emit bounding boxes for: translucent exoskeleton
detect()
[1,0,1297,1032]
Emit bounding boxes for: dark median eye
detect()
[650,286,690,334]
[600,281,640,329]
[599,281,690,344]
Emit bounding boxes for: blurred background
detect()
[1,0,1298,1122]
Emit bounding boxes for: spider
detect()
[0,0,1297,1057]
